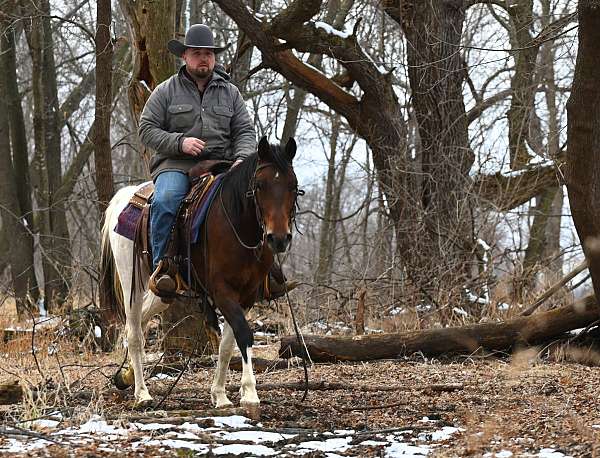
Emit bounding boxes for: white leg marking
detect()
[240,347,259,406]
[126,304,152,405]
[211,322,235,408]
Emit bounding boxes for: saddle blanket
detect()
[114,175,224,244]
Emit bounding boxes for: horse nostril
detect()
[286,233,292,243]
[266,233,274,244]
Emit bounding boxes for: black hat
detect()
[167,24,229,57]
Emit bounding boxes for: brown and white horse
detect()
[99,137,300,407]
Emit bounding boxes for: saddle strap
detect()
[140,205,152,268]
[130,182,154,209]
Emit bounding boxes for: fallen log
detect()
[279,295,600,362]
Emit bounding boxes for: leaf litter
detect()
[1,344,600,456]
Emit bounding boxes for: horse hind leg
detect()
[123,292,159,407]
[211,321,235,408]
[115,292,170,387]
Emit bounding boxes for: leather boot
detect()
[149,258,177,299]
[260,262,299,300]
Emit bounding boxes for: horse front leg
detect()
[211,321,235,408]
[214,296,259,407]
[239,342,259,406]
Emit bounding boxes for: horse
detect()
[99,137,300,408]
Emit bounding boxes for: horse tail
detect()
[99,200,125,328]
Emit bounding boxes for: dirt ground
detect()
[3,332,600,457]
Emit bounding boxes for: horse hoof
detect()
[134,398,154,410]
[240,401,260,420]
[215,400,234,409]
[113,371,132,390]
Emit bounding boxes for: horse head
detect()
[254,136,300,253]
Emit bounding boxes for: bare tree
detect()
[93,0,115,211]
[566,0,600,300]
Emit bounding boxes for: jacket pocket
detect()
[168,104,195,130]
[211,105,233,138]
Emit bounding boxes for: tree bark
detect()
[506,0,536,169]
[93,0,115,212]
[119,0,176,171]
[2,16,39,306]
[42,0,71,309]
[0,33,33,318]
[565,0,600,300]
[280,295,600,362]
[383,0,475,304]
[24,0,72,310]
[315,115,341,285]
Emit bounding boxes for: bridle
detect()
[220,161,304,253]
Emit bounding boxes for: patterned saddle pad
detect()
[114,174,224,244]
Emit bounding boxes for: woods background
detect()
[1,0,599,337]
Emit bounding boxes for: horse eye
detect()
[255,181,264,190]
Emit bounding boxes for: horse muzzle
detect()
[266,233,292,253]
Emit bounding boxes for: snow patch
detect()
[385,441,430,457]
[212,443,278,455]
[293,436,353,453]
[313,21,351,39]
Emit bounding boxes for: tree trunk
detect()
[0,35,33,318]
[120,0,176,172]
[93,0,115,212]
[539,0,564,281]
[315,115,341,285]
[280,295,600,362]
[565,0,600,300]
[2,17,39,306]
[384,0,475,306]
[42,0,71,309]
[523,186,560,277]
[515,0,563,297]
[24,0,72,310]
[120,0,214,355]
[506,0,536,169]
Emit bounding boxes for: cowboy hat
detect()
[167,24,229,57]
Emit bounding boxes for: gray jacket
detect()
[139,66,256,178]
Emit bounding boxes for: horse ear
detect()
[258,136,272,162]
[285,138,296,163]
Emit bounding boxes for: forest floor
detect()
[2,332,600,457]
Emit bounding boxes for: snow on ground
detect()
[0,413,571,457]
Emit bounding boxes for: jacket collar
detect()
[179,65,230,87]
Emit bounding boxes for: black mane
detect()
[220,143,292,219]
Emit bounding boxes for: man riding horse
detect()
[139,24,256,297]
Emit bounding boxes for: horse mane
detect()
[220,143,291,219]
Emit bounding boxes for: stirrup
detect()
[149,259,177,299]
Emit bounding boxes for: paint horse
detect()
[100,137,300,408]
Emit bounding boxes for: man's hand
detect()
[181,137,206,156]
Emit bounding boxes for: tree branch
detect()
[270,0,323,36]
[474,154,564,211]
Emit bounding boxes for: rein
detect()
[219,187,264,251]
[220,162,304,253]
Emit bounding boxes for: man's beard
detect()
[188,66,212,79]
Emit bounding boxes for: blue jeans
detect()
[150,171,190,269]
